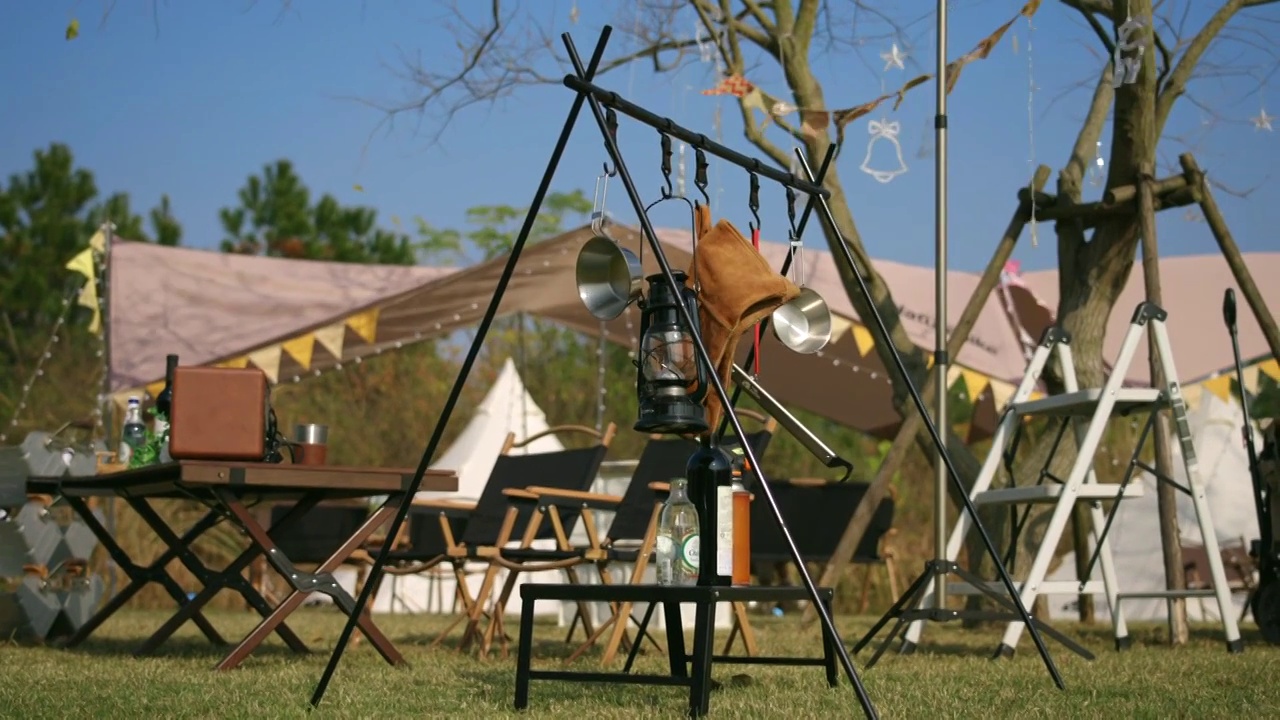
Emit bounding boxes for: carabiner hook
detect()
[747,172,761,235]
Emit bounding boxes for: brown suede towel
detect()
[688,204,800,432]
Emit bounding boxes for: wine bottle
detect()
[154,354,178,463]
[686,434,733,586]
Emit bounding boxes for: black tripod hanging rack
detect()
[309,24,877,718]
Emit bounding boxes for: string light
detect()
[2,285,79,444]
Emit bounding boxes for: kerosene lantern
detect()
[634,271,708,435]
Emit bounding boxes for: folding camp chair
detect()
[404,423,617,657]
[750,479,900,614]
[529,410,777,667]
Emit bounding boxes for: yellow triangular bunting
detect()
[281,334,315,369]
[64,248,95,281]
[826,315,853,344]
[1029,389,1046,401]
[990,379,1016,409]
[1242,364,1261,395]
[88,229,106,253]
[247,345,283,384]
[346,308,380,344]
[215,356,249,369]
[960,369,990,400]
[313,322,346,360]
[852,324,875,356]
[1180,383,1203,411]
[1201,374,1232,402]
[145,381,165,400]
[1259,358,1280,382]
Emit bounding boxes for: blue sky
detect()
[2,0,1276,273]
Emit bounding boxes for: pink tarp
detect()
[107,240,454,392]
[1006,252,1280,385]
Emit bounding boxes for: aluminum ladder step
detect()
[1010,387,1165,418]
[1116,589,1217,602]
[973,482,1145,506]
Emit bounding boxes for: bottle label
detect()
[679,534,699,572]
[716,485,734,576]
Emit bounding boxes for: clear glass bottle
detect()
[118,397,147,466]
[656,477,700,586]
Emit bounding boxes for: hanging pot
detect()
[576,235,644,320]
[771,236,832,354]
[575,172,645,321]
[772,286,832,354]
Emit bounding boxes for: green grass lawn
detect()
[0,607,1275,719]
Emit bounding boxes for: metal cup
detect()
[771,287,833,354]
[293,423,329,466]
[575,235,644,320]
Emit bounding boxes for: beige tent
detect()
[1002,252,1280,402]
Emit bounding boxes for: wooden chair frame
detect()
[404,423,617,657]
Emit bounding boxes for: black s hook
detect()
[747,172,761,234]
[659,133,674,198]
[603,108,619,177]
[693,147,710,206]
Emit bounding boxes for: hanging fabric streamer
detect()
[1112,15,1147,89]
[861,118,908,183]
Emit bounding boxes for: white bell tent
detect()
[1045,393,1262,622]
[372,357,567,616]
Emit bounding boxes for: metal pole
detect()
[933,0,950,610]
[307,27,613,710]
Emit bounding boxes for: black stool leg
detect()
[688,599,716,718]
[514,594,536,710]
[821,594,838,687]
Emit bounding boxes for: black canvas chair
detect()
[750,479,900,614]
[392,423,617,657]
[528,409,778,667]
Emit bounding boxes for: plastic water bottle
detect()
[118,397,146,466]
[656,477,700,586]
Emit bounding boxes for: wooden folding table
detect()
[27,460,456,669]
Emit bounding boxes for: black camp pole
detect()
[307,27,613,709]
[562,31,879,720]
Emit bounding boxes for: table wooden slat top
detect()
[28,460,457,498]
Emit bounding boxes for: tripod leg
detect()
[853,564,935,654]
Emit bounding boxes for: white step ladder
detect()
[903,301,1244,655]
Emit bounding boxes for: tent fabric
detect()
[1044,393,1260,622]
[107,240,454,393]
[328,221,1031,438]
[389,357,567,617]
[1005,252,1280,387]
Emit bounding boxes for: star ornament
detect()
[1253,108,1274,132]
[880,43,907,71]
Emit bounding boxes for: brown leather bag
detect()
[689,204,799,432]
[168,366,269,461]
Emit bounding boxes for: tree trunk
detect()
[1138,165,1191,645]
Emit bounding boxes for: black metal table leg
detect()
[664,600,688,679]
[689,599,716,718]
[514,591,537,710]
